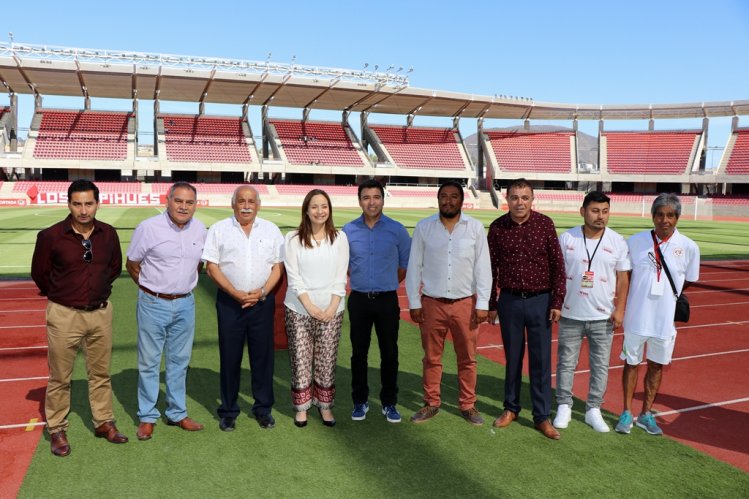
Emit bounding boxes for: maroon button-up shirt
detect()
[487,210,566,310]
[31,215,122,308]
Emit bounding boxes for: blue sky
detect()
[3,0,748,167]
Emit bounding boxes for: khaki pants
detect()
[45,301,115,433]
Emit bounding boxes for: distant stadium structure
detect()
[1,41,749,213]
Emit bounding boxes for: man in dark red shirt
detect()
[487,178,566,440]
[31,179,128,456]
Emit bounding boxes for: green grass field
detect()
[4,205,749,496]
[2,204,748,278]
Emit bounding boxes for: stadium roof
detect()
[2,42,748,121]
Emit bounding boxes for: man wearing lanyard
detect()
[406,180,491,425]
[31,179,128,456]
[126,181,207,440]
[553,191,630,433]
[343,179,411,423]
[615,193,699,436]
[487,178,566,439]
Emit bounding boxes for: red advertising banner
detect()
[0,198,27,207]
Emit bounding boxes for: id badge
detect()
[650,276,665,296]
[581,271,595,288]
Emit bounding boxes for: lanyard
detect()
[650,230,671,282]
[581,226,604,272]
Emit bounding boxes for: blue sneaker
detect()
[615,410,634,434]
[351,402,369,421]
[636,412,663,435]
[382,405,402,423]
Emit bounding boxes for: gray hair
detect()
[231,185,261,206]
[650,193,682,218]
[167,181,197,200]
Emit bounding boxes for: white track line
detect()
[692,301,749,308]
[0,345,47,352]
[0,375,49,383]
[654,397,749,418]
[0,421,47,430]
[0,324,45,329]
[0,309,46,314]
[0,297,45,301]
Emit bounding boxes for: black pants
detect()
[348,291,400,406]
[216,289,275,418]
[498,291,552,424]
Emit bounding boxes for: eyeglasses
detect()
[82,239,93,263]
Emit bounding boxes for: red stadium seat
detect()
[32,110,132,161]
[485,131,574,173]
[160,115,256,164]
[270,120,366,167]
[370,125,467,170]
[603,130,700,174]
[725,129,749,175]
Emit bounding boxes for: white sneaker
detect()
[553,404,572,429]
[585,408,610,433]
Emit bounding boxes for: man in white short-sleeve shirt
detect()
[202,186,284,432]
[553,191,630,433]
[615,193,700,436]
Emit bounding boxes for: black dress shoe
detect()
[318,407,336,427]
[256,414,275,429]
[294,416,308,428]
[219,417,236,432]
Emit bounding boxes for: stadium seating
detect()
[269,120,367,167]
[160,115,255,163]
[725,129,749,175]
[485,131,574,173]
[387,187,439,198]
[275,184,358,196]
[603,130,700,174]
[369,125,467,169]
[32,110,132,160]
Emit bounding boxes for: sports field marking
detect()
[0,297,45,301]
[0,421,46,430]
[0,345,47,352]
[0,309,46,313]
[698,277,749,283]
[0,324,45,329]
[654,397,749,417]
[0,375,49,383]
[690,287,749,294]
[559,348,749,376]
[692,301,749,308]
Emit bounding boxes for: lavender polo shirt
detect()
[127,211,207,294]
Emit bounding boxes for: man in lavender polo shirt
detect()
[126,181,207,440]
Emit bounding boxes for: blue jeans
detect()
[136,290,196,422]
[555,317,613,410]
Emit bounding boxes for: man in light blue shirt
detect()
[343,179,411,423]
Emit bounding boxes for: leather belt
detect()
[139,285,189,300]
[502,288,550,299]
[351,290,396,299]
[71,302,108,312]
[424,295,471,305]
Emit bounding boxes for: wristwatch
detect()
[260,286,267,301]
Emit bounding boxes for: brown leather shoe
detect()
[94,421,129,444]
[535,419,561,440]
[137,422,155,441]
[50,430,71,457]
[166,417,204,431]
[493,409,518,428]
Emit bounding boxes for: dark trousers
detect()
[216,289,275,418]
[348,291,400,406]
[498,291,552,424]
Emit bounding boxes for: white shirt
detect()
[559,226,631,321]
[201,216,285,291]
[406,213,492,310]
[283,230,349,316]
[623,228,700,339]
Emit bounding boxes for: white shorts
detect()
[620,332,676,365]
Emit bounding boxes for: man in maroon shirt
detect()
[487,178,566,440]
[31,179,128,456]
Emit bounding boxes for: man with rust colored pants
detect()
[32,179,128,457]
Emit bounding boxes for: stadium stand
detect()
[725,128,749,175]
[31,110,132,160]
[13,181,140,193]
[275,184,358,196]
[368,125,468,170]
[159,115,256,163]
[386,187,439,198]
[485,131,575,173]
[149,182,269,195]
[602,130,701,174]
[268,119,368,167]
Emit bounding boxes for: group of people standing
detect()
[31,177,699,457]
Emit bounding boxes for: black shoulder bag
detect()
[652,230,690,323]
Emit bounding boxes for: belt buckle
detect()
[366,291,378,299]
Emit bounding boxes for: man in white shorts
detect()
[553,191,630,433]
[615,193,700,436]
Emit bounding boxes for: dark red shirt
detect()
[31,215,122,308]
[488,210,566,310]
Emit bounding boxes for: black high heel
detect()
[318,407,336,427]
[294,412,308,428]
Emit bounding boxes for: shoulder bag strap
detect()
[651,230,679,297]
